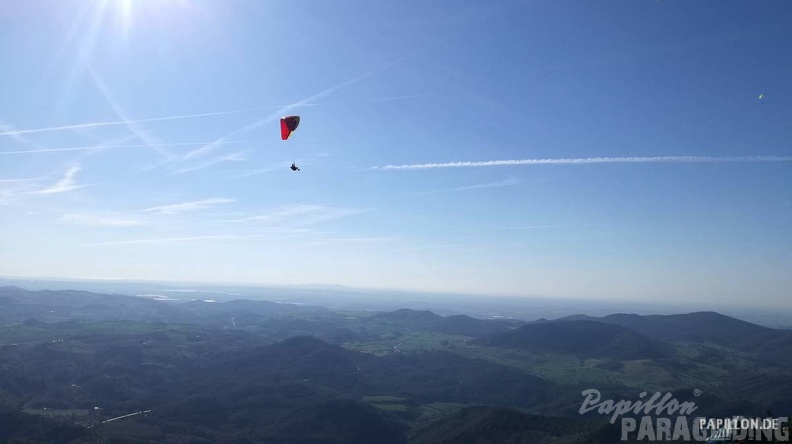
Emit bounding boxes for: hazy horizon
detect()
[2,274,791,330]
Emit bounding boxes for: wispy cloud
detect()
[0,164,86,203]
[233,204,368,226]
[143,198,235,215]
[396,243,466,253]
[171,151,248,174]
[60,213,145,227]
[248,227,317,235]
[308,237,396,245]
[0,120,42,150]
[376,156,792,170]
[83,235,246,247]
[27,164,84,195]
[229,162,289,178]
[0,176,43,183]
[414,178,519,195]
[56,198,241,230]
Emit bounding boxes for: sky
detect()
[1,0,791,309]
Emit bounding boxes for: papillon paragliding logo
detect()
[579,389,703,441]
[579,389,698,424]
[700,416,790,442]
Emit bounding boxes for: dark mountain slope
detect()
[364,309,525,338]
[432,314,525,337]
[177,298,329,322]
[359,350,557,408]
[599,312,771,343]
[0,286,179,323]
[408,405,625,444]
[0,406,95,444]
[552,312,792,363]
[373,309,443,323]
[488,320,666,360]
[136,335,558,417]
[0,286,332,327]
[266,398,408,444]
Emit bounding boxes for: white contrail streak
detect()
[0,142,246,155]
[465,223,604,232]
[0,111,242,137]
[182,48,428,162]
[375,156,792,170]
[413,178,519,195]
[87,66,171,159]
[0,176,42,183]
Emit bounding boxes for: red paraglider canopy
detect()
[280,115,300,140]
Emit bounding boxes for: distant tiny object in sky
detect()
[758,93,766,103]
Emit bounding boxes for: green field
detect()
[344,332,467,356]
[23,408,91,419]
[363,395,410,403]
[363,395,413,412]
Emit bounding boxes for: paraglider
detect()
[280,115,300,140]
[280,115,301,171]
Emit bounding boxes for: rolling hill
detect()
[487,320,667,360]
[549,312,792,364]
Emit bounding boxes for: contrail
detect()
[366,93,435,102]
[464,223,605,232]
[87,65,171,159]
[0,100,372,139]
[0,142,247,155]
[0,110,243,137]
[0,120,43,149]
[413,178,519,195]
[182,46,430,162]
[0,176,42,183]
[375,156,792,170]
[0,94,430,141]
[180,68,382,161]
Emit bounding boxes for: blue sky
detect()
[1,0,791,308]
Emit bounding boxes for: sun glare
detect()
[121,0,134,35]
[102,0,200,41]
[121,0,133,17]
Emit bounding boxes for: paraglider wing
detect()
[280,115,301,140]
